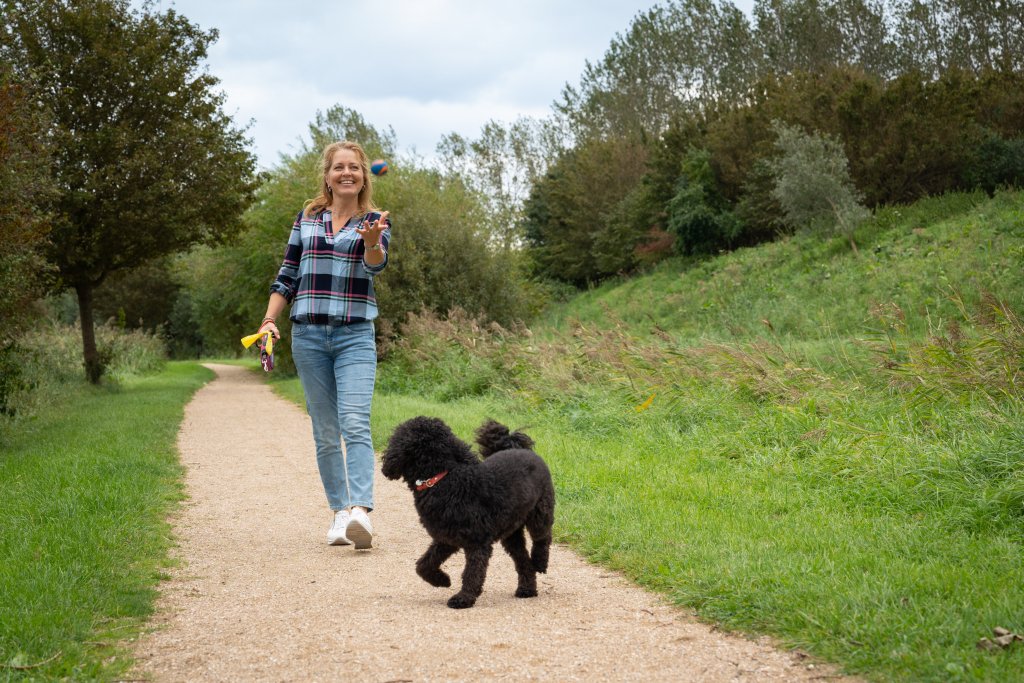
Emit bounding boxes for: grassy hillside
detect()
[539,189,1024,343]
[373,189,1024,682]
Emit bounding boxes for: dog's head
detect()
[381,416,479,486]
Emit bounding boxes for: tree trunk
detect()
[75,283,103,384]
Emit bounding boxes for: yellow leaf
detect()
[635,393,656,412]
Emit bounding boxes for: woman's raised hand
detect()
[356,210,389,249]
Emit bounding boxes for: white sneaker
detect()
[327,510,352,545]
[346,508,373,549]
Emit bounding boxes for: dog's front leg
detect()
[447,544,492,609]
[416,541,458,588]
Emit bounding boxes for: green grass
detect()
[253,366,1024,682]
[539,189,1024,343]
[530,390,1023,682]
[0,362,213,681]
[341,382,1024,682]
[364,190,1024,681]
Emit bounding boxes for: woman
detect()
[258,140,391,549]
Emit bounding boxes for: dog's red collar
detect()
[415,471,448,491]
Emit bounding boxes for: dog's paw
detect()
[418,569,451,588]
[447,593,477,609]
[416,561,451,587]
[514,586,538,598]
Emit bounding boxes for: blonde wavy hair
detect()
[303,140,379,217]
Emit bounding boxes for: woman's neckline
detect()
[329,208,363,223]
[325,208,361,237]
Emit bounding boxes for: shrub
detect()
[0,341,33,417]
[666,148,743,255]
[15,321,165,399]
[377,308,528,401]
[768,120,870,248]
[964,131,1024,195]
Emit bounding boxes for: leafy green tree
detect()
[0,66,53,336]
[557,0,757,140]
[372,168,534,331]
[558,0,1022,149]
[305,105,397,164]
[700,65,1007,208]
[768,120,870,249]
[753,0,898,77]
[964,131,1024,195]
[974,68,1024,135]
[523,135,648,285]
[666,148,743,255]
[93,258,181,333]
[0,65,55,414]
[614,111,707,262]
[848,69,978,203]
[0,0,258,382]
[522,159,593,285]
[437,116,563,250]
[892,0,1024,76]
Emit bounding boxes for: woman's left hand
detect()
[356,210,389,249]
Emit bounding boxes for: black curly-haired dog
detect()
[381,416,555,609]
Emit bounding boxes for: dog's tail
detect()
[475,419,534,458]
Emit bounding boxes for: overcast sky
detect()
[148,0,755,170]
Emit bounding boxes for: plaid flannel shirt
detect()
[270,209,391,325]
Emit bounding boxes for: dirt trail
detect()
[132,363,853,682]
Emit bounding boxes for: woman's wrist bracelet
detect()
[367,243,382,251]
[261,316,276,325]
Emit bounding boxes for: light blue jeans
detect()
[290,321,377,511]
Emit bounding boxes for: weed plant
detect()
[377,307,533,401]
[3,321,166,423]
[23,320,167,382]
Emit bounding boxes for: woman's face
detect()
[326,148,364,200]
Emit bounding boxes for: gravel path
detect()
[132,363,854,682]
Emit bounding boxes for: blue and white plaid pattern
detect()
[270,209,391,325]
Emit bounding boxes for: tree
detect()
[752,0,898,78]
[892,0,1024,76]
[523,134,649,285]
[437,116,563,250]
[556,0,758,140]
[0,0,258,382]
[0,65,54,337]
[666,147,743,255]
[0,65,55,414]
[768,120,870,249]
[304,105,397,164]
